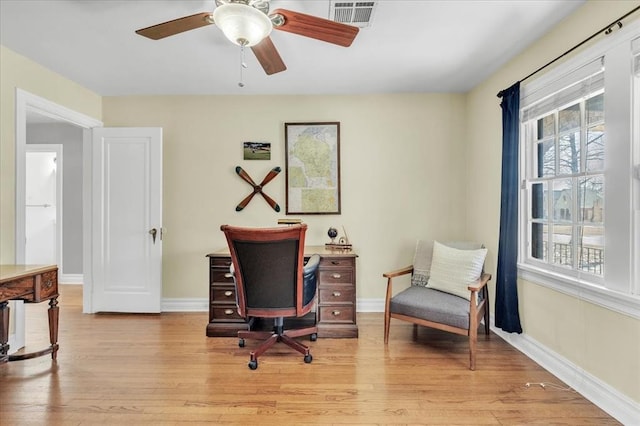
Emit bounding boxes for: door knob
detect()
[149,228,157,243]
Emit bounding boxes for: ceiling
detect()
[0,0,584,96]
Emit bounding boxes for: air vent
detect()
[330,1,377,28]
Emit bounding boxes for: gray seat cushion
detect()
[390,286,470,329]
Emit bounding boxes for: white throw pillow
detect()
[427,241,487,300]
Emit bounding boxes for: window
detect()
[519,21,640,318]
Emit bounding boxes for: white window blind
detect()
[521,57,604,122]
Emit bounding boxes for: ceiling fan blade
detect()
[135,12,213,40]
[258,167,282,186]
[251,38,287,75]
[271,9,359,47]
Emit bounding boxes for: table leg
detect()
[0,301,9,363]
[48,297,59,360]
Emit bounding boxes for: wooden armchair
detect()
[383,240,491,370]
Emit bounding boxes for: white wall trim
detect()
[520,265,640,319]
[357,297,384,312]
[161,298,209,312]
[159,297,387,313]
[491,320,640,425]
[59,274,83,285]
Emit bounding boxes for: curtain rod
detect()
[497,5,640,98]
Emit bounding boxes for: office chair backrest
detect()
[220,224,309,318]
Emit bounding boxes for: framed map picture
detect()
[284,122,341,214]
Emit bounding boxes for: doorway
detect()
[25,145,62,266]
[10,89,102,352]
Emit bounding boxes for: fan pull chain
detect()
[238,44,248,88]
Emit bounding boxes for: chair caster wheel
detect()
[304,354,312,363]
[248,360,258,370]
[238,339,245,348]
[310,333,317,341]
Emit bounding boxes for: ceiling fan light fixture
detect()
[213,3,273,47]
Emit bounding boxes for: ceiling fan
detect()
[135,0,360,76]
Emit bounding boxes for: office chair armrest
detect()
[467,273,491,292]
[383,265,413,279]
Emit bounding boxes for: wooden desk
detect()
[0,264,59,363]
[206,246,358,338]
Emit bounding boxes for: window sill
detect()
[518,263,640,320]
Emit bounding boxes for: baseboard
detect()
[490,320,640,425]
[161,298,208,312]
[161,297,386,313]
[357,297,384,312]
[59,274,83,284]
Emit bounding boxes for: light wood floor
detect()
[1,285,618,425]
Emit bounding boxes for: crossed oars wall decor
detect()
[235,166,281,212]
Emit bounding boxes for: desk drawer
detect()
[319,286,354,304]
[211,285,237,304]
[211,306,243,321]
[37,270,58,301]
[210,269,234,284]
[319,257,355,268]
[318,305,355,324]
[210,257,232,268]
[319,269,353,285]
[0,277,33,300]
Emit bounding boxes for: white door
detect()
[91,127,162,313]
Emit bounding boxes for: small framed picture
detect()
[243,142,271,160]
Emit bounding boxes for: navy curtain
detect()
[495,82,523,333]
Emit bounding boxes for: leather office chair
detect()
[383,240,491,370]
[220,224,320,370]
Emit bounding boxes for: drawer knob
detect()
[332,310,341,316]
[224,273,233,279]
[224,291,233,297]
[43,280,53,290]
[224,309,234,315]
[332,273,341,279]
[332,291,341,297]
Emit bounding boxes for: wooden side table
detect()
[0,264,59,363]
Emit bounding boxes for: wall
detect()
[0,46,101,264]
[102,94,468,300]
[27,122,84,275]
[465,0,640,406]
